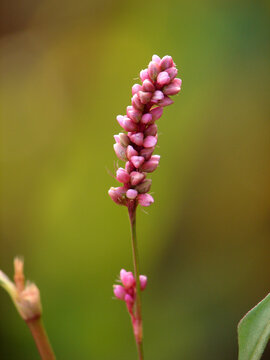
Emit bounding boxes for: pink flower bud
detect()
[141,155,160,172]
[138,193,154,207]
[142,79,155,92]
[131,156,145,168]
[151,90,164,103]
[119,133,130,146]
[149,107,163,121]
[129,132,144,146]
[140,69,149,82]
[126,145,138,160]
[116,168,130,183]
[114,143,127,161]
[158,96,174,107]
[130,171,145,186]
[140,147,154,160]
[124,293,134,306]
[132,84,142,95]
[135,179,152,193]
[163,78,182,95]
[138,91,152,105]
[132,94,144,110]
[141,113,153,125]
[143,136,157,148]
[113,285,126,300]
[125,160,135,173]
[108,187,126,205]
[126,106,142,123]
[160,55,173,70]
[148,61,160,82]
[126,189,138,200]
[139,275,147,290]
[117,115,137,132]
[157,71,171,87]
[120,269,135,288]
[152,54,161,64]
[114,135,120,144]
[166,67,178,80]
[144,124,157,137]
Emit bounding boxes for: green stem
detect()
[26,317,56,360]
[128,203,144,360]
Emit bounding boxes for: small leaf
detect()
[238,293,270,360]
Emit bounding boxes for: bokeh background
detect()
[1,0,270,359]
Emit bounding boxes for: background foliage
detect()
[1,0,270,359]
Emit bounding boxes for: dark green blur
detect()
[1,0,270,359]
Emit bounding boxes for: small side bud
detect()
[135,179,152,194]
[150,107,163,121]
[116,168,130,183]
[157,71,171,87]
[114,143,127,161]
[141,113,153,125]
[108,187,126,205]
[113,285,126,300]
[126,145,138,160]
[129,132,144,146]
[158,96,174,107]
[119,133,130,147]
[148,61,160,82]
[139,275,147,291]
[120,269,135,288]
[132,84,142,95]
[144,124,157,137]
[141,155,160,173]
[138,193,154,207]
[163,78,182,95]
[151,90,164,104]
[142,79,155,92]
[143,136,157,148]
[140,69,149,82]
[126,189,138,200]
[160,55,173,70]
[130,171,145,186]
[130,156,145,169]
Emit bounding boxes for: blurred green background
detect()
[1,0,270,359]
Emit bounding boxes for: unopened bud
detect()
[135,179,152,194]
[148,61,160,82]
[129,132,144,146]
[144,124,157,137]
[126,189,138,200]
[160,55,173,70]
[150,107,163,121]
[138,91,152,105]
[139,275,147,291]
[141,155,160,172]
[163,78,182,95]
[114,143,127,161]
[142,79,155,92]
[132,84,142,95]
[113,285,126,300]
[108,187,126,205]
[120,269,135,288]
[143,135,157,148]
[151,90,164,103]
[138,193,154,207]
[140,69,149,82]
[116,168,130,183]
[126,145,138,160]
[119,133,130,147]
[130,171,145,186]
[126,106,142,123]
[158,96,174,107]
[141,113,153,125]
[131,156,145,168]
[157,71,171,87]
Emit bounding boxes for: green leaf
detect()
[238,293,270,360]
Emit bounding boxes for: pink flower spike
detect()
[131,156,145,168]
[148,61,160,82]
[163,78,182,95]
[138,193,154,207]
[140,69,149,82]
[113,285,126,300]
[130,171,145,186]
[139,275,147,291]
[150,107,163,121]
[152,54,161,64]
[140,147,154,160]
[129,132,144,146]
[157,71,171,87]
[108,187,126,205]
[127,106,142,123]
[126,145,138,160]
[143,136,157,148]
[144,124,158,137]
[141,113,153,125]
[166,67,178,80]
[114,143,127,161]
[141,155,160,172]
[138,91,152,105]
[126,189,138,200]
[116,168,130,183]
[142,79,155,92]
[151,90,164,103]
[160,55,173,70]
[120,269,135,288]
[132,84,142,95]
[158,96,174,107]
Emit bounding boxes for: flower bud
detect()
[166,67,178,80]
[126,145,138,160]
[151,90,164,103]
[125,160,135,173]
[135,179,152,194]
[129,132,144,146]
[163,78,182,95]
[150,107,163,121]
[140,147,154,160]
[141,113,153,125]
[119,133,130,147]
[157,71,171,87]
[160,55,173,70]
[130,171,145,186]
[138,193,154,207]
[124,293,134,306]
[158,96,174,107]
[117,115,138,132]
[108,187,126,205]
[141,155,160,172]
[138,91,152,105]
[116,168,130,183]
[140,69,149,82]
[148,61,160,82]
[113,285,126,300]
[139,275,147,291]
[132,84,142,95]
[131,156,145,168]
[126,189,138,200]
[152,54,161,64]
[142,79,155,92]
[127,106,142,123]
[143,136,157,148]
[120,269,135,288]
[144,124,157,137]
[131,94,144,110]
[114,143,127,161]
